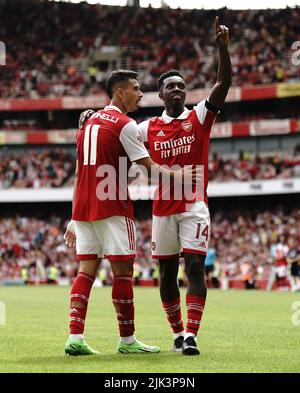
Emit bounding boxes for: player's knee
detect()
[110,259,134,278]
[126,265,134,277]
[159,267,169,283]
[159,262,178,282]
[79,261,99,278]
[114,265,134,278]
[185,255,205,279]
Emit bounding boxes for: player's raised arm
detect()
[208,16,232,110]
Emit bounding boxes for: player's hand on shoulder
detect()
[214,16,229,47]
[79,109,95,129]
[64,220,76,247]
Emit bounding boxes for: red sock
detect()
[186,294,206,336]
[162,298,184,334]
[69,272,95,334]
[112,277,135,337]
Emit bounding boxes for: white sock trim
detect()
[174,331,185,340]
[120,335,136,344]
[185,332,197,341]
[70,334,84,341]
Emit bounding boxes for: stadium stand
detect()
[0,148,299,189]
[1,202,299,290]
[0,1,299,98]
[0,149,75,188]
[1,1,300,291]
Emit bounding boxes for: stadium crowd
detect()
[1,207,299,288]
[209,150,300,181]
[0,148,299,189]
[0,1,299,98]
[0,149,75,189]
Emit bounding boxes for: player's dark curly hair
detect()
[157,70,184,91]
[106,69,138,99]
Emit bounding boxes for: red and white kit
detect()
[139,99,217,258]
[73,105,149,261]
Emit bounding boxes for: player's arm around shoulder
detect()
[207,16,232,110]
[78,109,95,129]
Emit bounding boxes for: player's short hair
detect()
[106,69,138,99]
[157,70,185,91]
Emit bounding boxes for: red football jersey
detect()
[139,100,218,216]
[73,105,149,221]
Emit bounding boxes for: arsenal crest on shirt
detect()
[181,120,192,132]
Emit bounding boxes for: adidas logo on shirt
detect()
[156,130,165,137]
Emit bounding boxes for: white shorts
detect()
[152,202,211,259]
[75,216,136,262]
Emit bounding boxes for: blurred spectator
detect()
[240,260,255,289]
[205,239,217,285]
[211,259,221,289]
[287,242,300,292]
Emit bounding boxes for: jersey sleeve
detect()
[119,120,150,162]
[194,99,219,132]
[137,120,150,142]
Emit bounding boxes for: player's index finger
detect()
[215,16,219,28]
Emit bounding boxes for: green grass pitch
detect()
[0,286,300,373]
